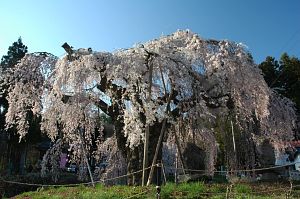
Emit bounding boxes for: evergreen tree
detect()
[0,37,28,70]
[279,53,300,111]
[259,53,300,112]
[258,56,280,88]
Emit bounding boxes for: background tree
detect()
[258,56,280,87]
[279,53,300,110]
[259,53,300,111]
[259,53,300,138]
[0,37,28,70]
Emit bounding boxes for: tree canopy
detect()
[0,31,297,182]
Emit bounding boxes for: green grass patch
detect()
[234,184,252,193]
[13,182,293,199]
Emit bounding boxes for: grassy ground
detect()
[10,182,300,199]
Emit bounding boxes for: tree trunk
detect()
[19,144,27,175]
[114,119,163,185]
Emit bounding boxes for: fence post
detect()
[226,184,233,199]
[286,179,293,199]
[156,185,161,199]
[225,185,229,199]
[0,178,4,198]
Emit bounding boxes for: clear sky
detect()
[0,0,299,63]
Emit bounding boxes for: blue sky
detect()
[0,0,299,63]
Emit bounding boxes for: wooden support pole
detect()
[142,126,150,186]
[174,122,187,175]
[147,118,168,186]
[142,59,153,186]
[230,120,237,174]
[175,150,178,184]
[79,128,95,187]
[161,161,167,185]
[231,120,236,154]
[147,83,173,186]
[146,62,172,186]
